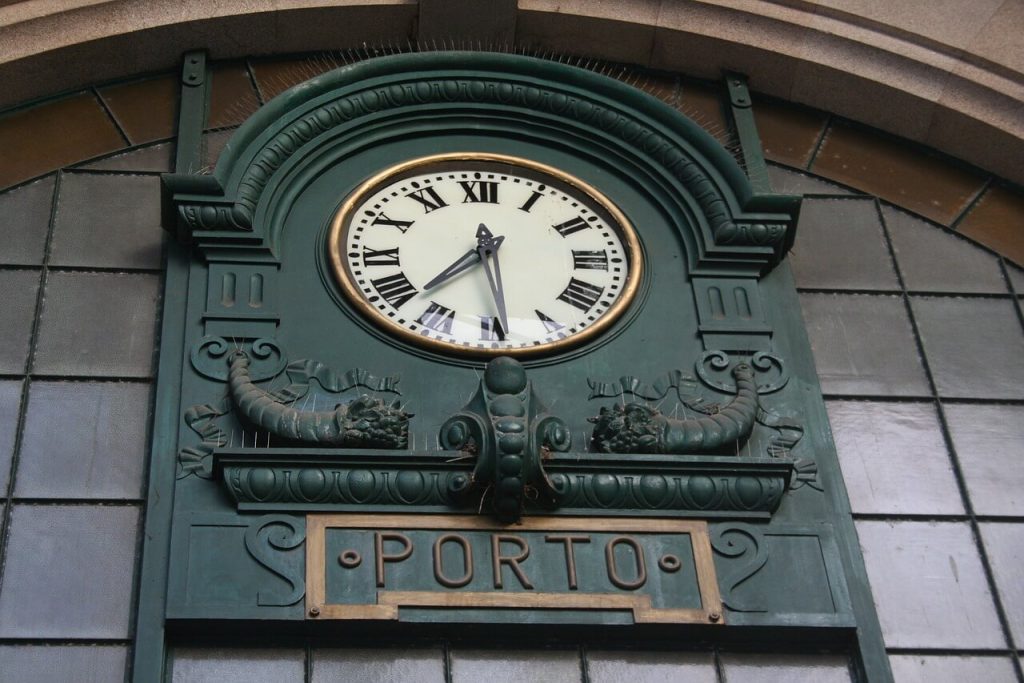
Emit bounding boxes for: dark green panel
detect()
[134,51,890,683]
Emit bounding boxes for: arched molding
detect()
[1,0,1021,183]
[167,52,800,276]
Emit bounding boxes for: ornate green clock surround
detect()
[136,51,891,681]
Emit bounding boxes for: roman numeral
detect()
[362,246,400,267]
[557,278,604,311]
[572,249,608,270]
[519,190,543,213]
[406,186,448,213]
[371,272,418,309]
[552,216,590,238]
[535,309,565,334]
[417,301,455,334]
[371,213,414,233]
[480,315,506,341]
[460,180,499,204]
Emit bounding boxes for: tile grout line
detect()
[998,259,1024,334]
[0,169,63,601]
[244,59,267,106]
[948,176,993,232]
[797,286,1016,299]
[713,648,725,683]
[874,199,1024,679]
[804,114,833,172]
[91,88,133,148]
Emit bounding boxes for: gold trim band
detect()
[305,514,723,625]
[326,152,643,358]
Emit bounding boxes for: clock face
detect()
[328,153,642,357]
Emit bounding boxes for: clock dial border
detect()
[327,152,644,358]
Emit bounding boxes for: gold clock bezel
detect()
[327,152,643,358]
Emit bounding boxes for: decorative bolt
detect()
[709,612,721,622]
[309,606,321,617]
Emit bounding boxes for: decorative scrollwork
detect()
[697,350,789,394]
[243,515,306,606]
[710,523,769,613]
[191,336,286,382]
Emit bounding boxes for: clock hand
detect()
[476,223,510,339]
[422,246,481,291]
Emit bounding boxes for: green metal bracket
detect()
[724,72,772,195]
[133,49,212,683]
[175,50,210,175]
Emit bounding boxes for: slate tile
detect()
[888,654,1017,683]
[0,175,55,266]
[790,198,899,290]
[753,99,828,169]
[0,381,23,495]
[171,648,305,683]
[911,296,1024,400]
[811,121,986,226]
[312,648,445,682]
[979,523,1024,647]
[451,650,581,683]
[677,81,732,147]
[767,165,854,196]
[33,272,159,378]
[203,129,236,171]
[250,57,336,102]
[799,293,930,396]
[856,520,1005,648]
[0,94,125,190]
[50,173,164,269]
[80,143,175,173]
[588,651,717,683]
[0,269,41,374]
[208,63,261,130]
[957,185,1024,266]
[827,400,962,515]
[720,653,851,682]
[0,505,139,638]
[98,74,178,145]
[16,381,150,499]
[884,206,1005,294]
[0,645,127,683]
[1006,264,1024,293]
[945,404,1024,517]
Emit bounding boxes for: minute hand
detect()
[477,229,510,337]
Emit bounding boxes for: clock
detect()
[328,152,643,357]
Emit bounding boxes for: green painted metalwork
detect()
[136,50,891,682]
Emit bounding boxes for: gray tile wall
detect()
[0,167,162,682]
[0,116,1020,683]
[782,163,1024,681]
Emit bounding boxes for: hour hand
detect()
[422,247,481,291]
